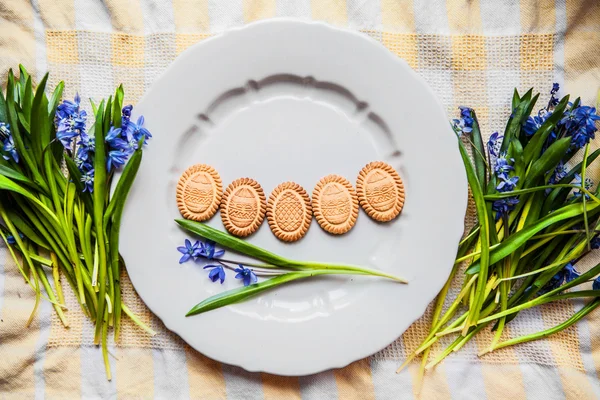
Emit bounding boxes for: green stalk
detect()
[457,139,490,334]
[31,244,68,327]
[581,143,591,250]
[484,299,600,353]
[92,103,108,344]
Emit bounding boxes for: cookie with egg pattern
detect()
[312,175,359,235]
[221,178,267,237]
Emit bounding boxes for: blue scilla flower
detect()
[452,106,474,137]
[524,110,551,137]
[197,240,225,260]
[234,265,258,287]
[203,265,226,284]
[496,175,519,192]
[6,232,24,245]
[121,104,133,128]
[494,153,514,176]
[124,116,152,145]
[106,150,128,171]
[487,132,503,158]
[563,262,580,283]
[591,235,600,250]
[111,135,138,154]
[492,197,519,220]
[74,150,92,172]
[81,168,94,193]
[56,95,87,149]
[576,106,600,132]
[2,134,19,163]
[105,126,122,148]
[548,83,560,108]
[593,276,600,291]
[177,239,202,264]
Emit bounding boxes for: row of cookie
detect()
[176,161,405,242]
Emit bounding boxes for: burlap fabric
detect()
[1,0,600,398]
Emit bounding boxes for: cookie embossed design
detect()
[312,175,358,235]
[221,178,266,237]
[176,164,222,222]
[356,161,405,222]
[267,182,312,242]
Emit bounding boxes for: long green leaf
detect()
[458,139,490,331]
[469,110,487,188]
[104,147,142,229]
[0,175,58,224]
[176,219,290,266]
[186,270,360,316]
[524,137,571,187]
[0,163,46,194]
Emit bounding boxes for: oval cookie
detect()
[221,178,267,237]
[356,161,405,222]
[176,164,222,221]
[312,175,358,235]
[267,182,312,242]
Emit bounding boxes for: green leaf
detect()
[0,163,46,194]
[186,270,359,316]
[500,99,530,154]
[4,208,50,250]
[104,147,142,228]
[176,219,290,266]
[511,89,520,110]
[31,73,49,164]
[17,111,31,133]
[64,156,93,214]
[0,174,58,224]
[112,85,124,128]
[524,137,571,187]
[0,87,7,123]
[458,138,490,329]
[21,76,33,123]
[48,81,64,117]
[469,110,487,188]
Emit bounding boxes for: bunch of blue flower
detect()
[0,66,156,381]
[404,83,600,375]
[54,94,151,193]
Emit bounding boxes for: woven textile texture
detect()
[1,0,600,398]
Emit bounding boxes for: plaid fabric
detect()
[1,0,600,398]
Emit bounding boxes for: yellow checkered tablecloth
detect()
[1,0,600,398]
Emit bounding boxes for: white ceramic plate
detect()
[120,19,467,375]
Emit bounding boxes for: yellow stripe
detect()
[381,32,418,69]
[311,0,347,25]
[243,0,276,22]
[116,348,155,397]
[172,0,210,33]
[261,374,301,400]
[111,33,146,104]
[475,326,526,399]
[37,0,76,29]
[520,0,555,32]
[0,253,38,397]
[410,362,453,398]
[43,347,82,399]
[104,0,144,33]
[566,0,600,30]
[333,358,376,399]
[540,302,593,397]
[560,366,596,400]
[381,0,415,32]
[446,0,483,33]
[185,347,227,399]
[175,33,212,56]
[481,365,526,400]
